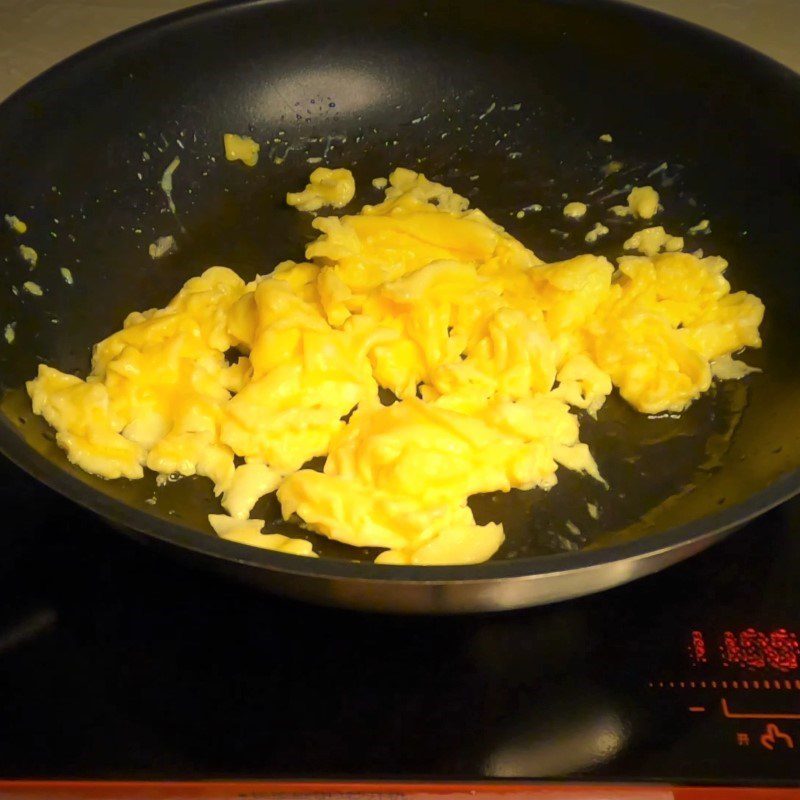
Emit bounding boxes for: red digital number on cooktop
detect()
[689,629,800,671]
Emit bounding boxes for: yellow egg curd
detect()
[223,133,260,167]
[27,167,764,564]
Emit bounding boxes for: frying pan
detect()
[0,0,799,614]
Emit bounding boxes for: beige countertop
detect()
[0,0,797,101]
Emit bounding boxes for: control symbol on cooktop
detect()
[760,723,794,751]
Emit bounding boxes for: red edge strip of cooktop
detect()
[0,781,798,799]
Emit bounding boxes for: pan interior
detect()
[1,0,799,564]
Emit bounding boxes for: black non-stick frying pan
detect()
[0,0,799,613]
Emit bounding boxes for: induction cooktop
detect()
[0,452,799,798]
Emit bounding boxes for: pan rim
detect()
[1,0,799,585]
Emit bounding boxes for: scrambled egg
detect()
[689,219,711,235]
[148,235,177,260]
[585,222,609,244]
[563,202,587,219]
[611,185,660,219]
[287,167,355,212]
[5,214,27,234]
[26,167,764,565]
[223,133,260,167]
[19,245,37,268]
[209,514,316,556]
[624,226,684,257]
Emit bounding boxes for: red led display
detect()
[769,629,800,671]
[690,630,708,664]
[690,628,799,672]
